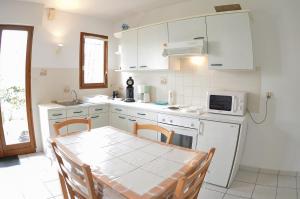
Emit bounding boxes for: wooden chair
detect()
[53,118,92,136]
[51,140,100,199]
[173,148,216,199]
[133,123,174,144]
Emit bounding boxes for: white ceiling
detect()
[18,0,187,21]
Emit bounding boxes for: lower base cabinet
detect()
[197,120,240,187]
[90,113,109,129]
[110,112,158,141]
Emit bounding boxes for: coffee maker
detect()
[124,77,135,102]
[137,85,151,103]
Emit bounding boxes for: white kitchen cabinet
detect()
[110,112,128,131]
[49,119,67,136]
[67,116,89,133]
[206,12,253,70]
[138,23,169,70]
[90,113,109,129]
[197,120,240,187]
[127,116,158,141]
[168,17,206,42]
[39,103,109,157]
[120,30,138,70]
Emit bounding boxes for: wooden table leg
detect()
[58,172,68,199]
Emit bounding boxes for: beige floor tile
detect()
[235,170,258,184]
[227,181,255,198]
[252,185,276,199]
[278,175,297,188]
[256,173,278,187]
[276,187,297,199]
[198,188,224,199]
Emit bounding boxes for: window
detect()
[80,32,108,89]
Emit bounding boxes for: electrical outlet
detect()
[266,91,272,99]
[160,77,167,85]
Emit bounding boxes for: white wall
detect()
[0,0,118,151]
[113,0,300,172]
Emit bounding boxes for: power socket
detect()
[266,91,272,99]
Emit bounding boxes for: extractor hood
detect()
[162,38,206,57]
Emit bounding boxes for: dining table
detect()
[51,126,207,199]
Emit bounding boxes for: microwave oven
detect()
[207,91,247,116]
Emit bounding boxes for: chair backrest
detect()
[133,123,174,144]
[173,148,216,199]
[53,118,92,136]
[51,141,98,199]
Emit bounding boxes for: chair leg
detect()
[58,172,68,199]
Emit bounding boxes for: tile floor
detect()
[0,153,299,199]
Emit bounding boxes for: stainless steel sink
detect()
[56,101,84,106]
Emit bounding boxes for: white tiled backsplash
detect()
[115,57,261,112]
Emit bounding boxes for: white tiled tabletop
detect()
[53,126,206,199]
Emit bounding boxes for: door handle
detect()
[118,116,126,119]
[193,36,204,40]
[73,111,83,114]
[210,64,223,67]
[95,108,103,111]
[137,113,146,116]
[91,116,99,119]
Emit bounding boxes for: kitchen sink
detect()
[56,101,84,106]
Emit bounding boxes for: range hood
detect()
[162,38,206,57]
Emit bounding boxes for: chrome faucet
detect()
[71,90,78,103]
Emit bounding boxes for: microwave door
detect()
[209,95,232,111]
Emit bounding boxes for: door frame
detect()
[0,24,36,157]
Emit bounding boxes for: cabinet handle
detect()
[210,64,223,67]
[139,66,147,68]
[137,113,146,116]
[115,108,122,112]
[118,116,126,119]
[193,36,204,40]
[73,111,83,114]
[91,116,99,119]
[52,113,63,116]
[95,108,103,111]
[129,119,136,122]
[129,66,136,69]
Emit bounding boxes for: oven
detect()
[158,114,199,149]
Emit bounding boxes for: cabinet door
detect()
[67,116,89,133]
[90,113,109,129]
[135,118,158,141]
[138,23,168,70]
[197,120,239,187]
[120,30,138,70]
[127,116,158,141]
[168,17,206,42]
[49,119,67,136]
[110,113,128,131]
[207,12,253,70]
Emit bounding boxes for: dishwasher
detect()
[158,114,200,149]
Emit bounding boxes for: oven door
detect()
[158,123,198,149]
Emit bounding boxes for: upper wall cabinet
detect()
[168,17,207,42]
[138,23,169,70]
[120,30,138,71]
[206,12,254,70]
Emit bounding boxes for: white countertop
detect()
[39,99,246,124]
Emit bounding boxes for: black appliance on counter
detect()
[124,77,135,102]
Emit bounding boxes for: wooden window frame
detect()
[79,32,108,89]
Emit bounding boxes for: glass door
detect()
[0,25,35,157]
